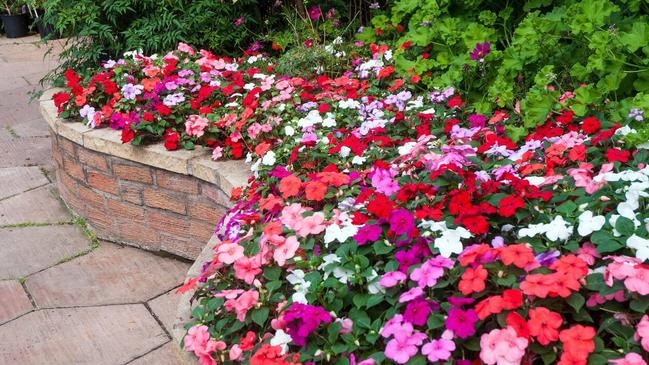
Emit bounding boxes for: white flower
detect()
[324,222,358,246]
[286,269,310,304]
[627,234,649,261]
[340,146,351,158]
[261,151,276,166]
[352,155,366,165]
[367,269,384,294]
[398,142,416,156]
[420,220,471,257]
[544,215,573,241]
[284,126,295,136]
[270,330,292,354]
[577,211,605,236]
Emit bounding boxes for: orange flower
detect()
[304,181,328,201]
[316,171,349,187]
[528,307,563,345]
[458,265,488,295]
[141,77,160,92]
[559,325,595,361]
[255,141,271,157]
[500,244,535,269]
[279,175,302,199]
[259,194,283,211]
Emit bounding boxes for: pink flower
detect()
[184,325,226,365]
[636,315,649,352]
[380,271,407,288]
[577,242,600,266]
[215,242,244,265]
[479,326,528,365]
[399,287,423,303]
[233,256,262,284]
[609,353,647,365]
[229,344,243,361]
[211,146,223,161]
[421,338,456,362]
[177,42,195,55]
[280,203,309,231]
[274,236,299,266]
[225,290,259,322]
[294,212,326,237]
[410,256,452,288]
[185,114,209,137]
[624,267,649,295]
[383,321,427,364]
[371,167,400,196]
[214,289,244,299]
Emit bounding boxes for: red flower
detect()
[121,124,134,144]
[367,193,395,219]
[458,265,488,295]
[498,195,525,217]
[164,129,179,150]
[605,148,630,163]
[506,312,530,339]
[568,144,586,161]
[528,307,563,345]
[559,325,595,359]
[581,116,601,134]
[447,95,464,108]
[279,174,302,199]
[304,181,328,201]
[53,92,71,111]
[459,215,489,235]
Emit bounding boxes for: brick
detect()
[106,199,145,222]
[58,169,78,197]
[119,182,143,205]
[159,233,202,259]
[84,206,113,231]
[56,172,82,213]
[87,171,118,195]
[189,220,215,242]
[77,148,109,172]
[143,188,186,214]
[148,210,190,237]
[62,154,84,181]
[188,201,225,224]
[78,185,105,209]
[156,170,199,194]
[51,141,62,167]
[58,137,75,157]
[114,222,160,249]
[113,163,152,184]
[201,183,230,207]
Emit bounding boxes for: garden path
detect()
[0,36,186,365]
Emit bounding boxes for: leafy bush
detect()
[359,0,649,131]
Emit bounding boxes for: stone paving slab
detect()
[148,288,181,334]
[0,166,49,200]
[0,185,69,225]
[0,225,90,279]
[0,304,168,365]
[0,280,33,324]
[0,135,52,168]
[26,242,190,308]
[10,117,50,138]
[128,342,181,365]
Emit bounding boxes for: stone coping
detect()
[39,89,251,193]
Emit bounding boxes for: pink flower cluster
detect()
[479,326,528,365]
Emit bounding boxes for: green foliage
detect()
[361,0,649,127]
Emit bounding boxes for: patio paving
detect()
[0,35,187,364]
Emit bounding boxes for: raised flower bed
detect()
[40,91,250,259]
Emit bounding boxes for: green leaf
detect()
[630,296,649,313]
[251,307,269,326]
[556,200,577,215]
[615,216,635,236]
[405,355,427,365]
[263,267,281,281]
[590,231,623,253]
[566,292,585,312]
[373,240,393,255]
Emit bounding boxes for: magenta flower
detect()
[389,209,414,237]
[403,299,432,326]
[354,224,382,245]
[445,308,478,339]
[308,6,322,21]
[283,303,332,346]
[422,338,456,362]
[304,39,313,48]
[469,41,490,62]
[234,17,244,27]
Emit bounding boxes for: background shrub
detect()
[359,0,649,131]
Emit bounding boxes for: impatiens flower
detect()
[274,236,300,266]
[626,234,649,261]
[410,256,453,288]
[185,114,209,137]
[636,315,649,352]
[215,242,244,264]
[458,265,487,295]
[445,308,478,339]
[624,266,649,295]
[279,174,302,199]
[234,256,262,284]
[498,195,525,217]
[527,307,563,345]
[371,167,400,196]
[121,83,143,100]
[184,325,226,365]
[354,224,382,245]
[304,180,328,201]
[479,326,528,365]
[500,244,535,269]
[211,146,223,161]
[380,271,407,287]
[294,212,326,237]
[559,325,596,361]
[283,303,332,346]
[389,209,415,237]
[421,338,455,362]
[225,290,259,322]
[609,353,648,365]
[577,210,606,236]
[403,299,433,326]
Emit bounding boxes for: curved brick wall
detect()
[41,93,249,259]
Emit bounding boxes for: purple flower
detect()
[445,308,478,339]
[308,6,321,21]
[448,297,475,307]
[283,303,332,346]
[121,83,143,100]
[469,41,490,62]
[354,224,382,245]
[403,299,433,326]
